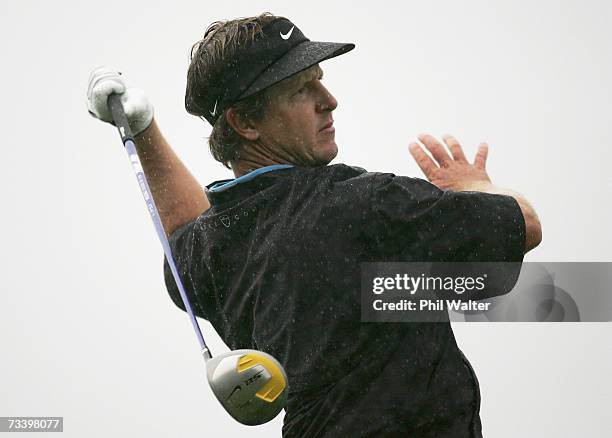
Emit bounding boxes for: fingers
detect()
[409,142,438,177]
[417,133,453,168]
[442,134,468,162]
[87,65,120,82]
[410,133,490,176]
[87,66,127,123]
[87,80,126,122]
[87,66,124,99]
[473,142,489,169]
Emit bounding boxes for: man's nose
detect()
[316,83,338,112]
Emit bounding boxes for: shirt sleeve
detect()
[162,221,209,319]
[370,173,526,263]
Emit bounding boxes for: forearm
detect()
[134,118,210,236]
[458,181,542,253]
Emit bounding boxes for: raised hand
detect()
[409,134,492,191]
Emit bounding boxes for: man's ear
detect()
[225,108,259,141]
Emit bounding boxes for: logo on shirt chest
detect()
[220,215,231,228]
[202,206,258,231]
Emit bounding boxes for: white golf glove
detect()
[87,66,154,136]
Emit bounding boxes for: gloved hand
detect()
[87,66,154,136]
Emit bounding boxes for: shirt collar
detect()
[208,164,295,193]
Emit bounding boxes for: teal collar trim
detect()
[208,164,295,193]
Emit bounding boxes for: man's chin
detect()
[314,141,338,165]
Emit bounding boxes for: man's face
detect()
[253,65,339,166]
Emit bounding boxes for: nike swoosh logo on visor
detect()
[280,26,294,40]
[210,100,218,116]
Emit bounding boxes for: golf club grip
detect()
[108,93,134,144]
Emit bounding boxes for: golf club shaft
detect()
[107,93,212,360]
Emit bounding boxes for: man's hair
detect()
[185,13,279,169]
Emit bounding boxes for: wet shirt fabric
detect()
[163,164,525,437]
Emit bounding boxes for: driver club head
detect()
[206,349,288,425]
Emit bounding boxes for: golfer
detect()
[87,13,541,437]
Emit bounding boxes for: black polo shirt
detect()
[163,163,525,437]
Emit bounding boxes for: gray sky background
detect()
[1,0,610,436]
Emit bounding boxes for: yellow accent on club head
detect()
[237,353,286,402]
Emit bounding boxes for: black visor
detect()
[195,17,355,125]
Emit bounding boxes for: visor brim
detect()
[238,40,355,100]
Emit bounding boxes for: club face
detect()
[206,349,288,425]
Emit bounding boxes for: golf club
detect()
[107,93,288,425]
